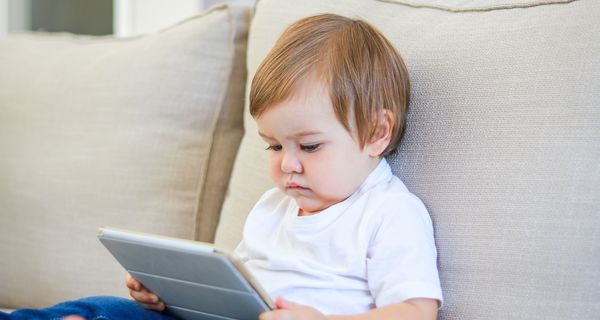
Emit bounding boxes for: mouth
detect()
[285,182,309,190]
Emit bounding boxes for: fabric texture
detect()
[0,5,247,309]
[0,296,174,320]
[193,4,251,243]
[214,0,600,319]
[234,160,442,315]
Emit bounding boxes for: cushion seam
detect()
[376,0,580,12]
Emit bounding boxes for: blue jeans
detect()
[0,296,176,320]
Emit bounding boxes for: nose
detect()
[280,150,302,174]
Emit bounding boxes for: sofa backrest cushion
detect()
[214,0,600,319]
[0,4,249,308]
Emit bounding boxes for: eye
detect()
[300,143,321,153]
[265,144,282,151]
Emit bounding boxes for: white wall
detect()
[0,0,7,38]
[1,0,32,38]
[8,0,31,33]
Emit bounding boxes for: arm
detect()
[330,299,438,320]
[260,297,438,320]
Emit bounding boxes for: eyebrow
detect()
[258,130,323,140]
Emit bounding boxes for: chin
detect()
[294,200,321,215]
[297,200,337,215]
[292,193,345,215]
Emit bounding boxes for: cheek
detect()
[305,154,341,185]
[308,151,359,194]
[268,153,282,181]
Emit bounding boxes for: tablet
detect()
[98,227,274,320]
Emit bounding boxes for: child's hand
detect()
[125,273,165,311]
[259,297,327,320]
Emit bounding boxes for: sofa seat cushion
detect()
[0,4,249,309]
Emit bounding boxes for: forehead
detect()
[255,81,349,136]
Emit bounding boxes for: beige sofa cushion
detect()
[0,4,248,309]
[215,0,600,319]
[194,5,250,243]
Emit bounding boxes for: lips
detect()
[285,182,308,190]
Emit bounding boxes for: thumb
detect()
[275,297,304,310]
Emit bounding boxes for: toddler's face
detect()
[255,80,380,215]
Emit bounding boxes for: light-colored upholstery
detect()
[1,0,598,318]
[214,0,600,319]
[193,5,251,243]
[0,4,250,309]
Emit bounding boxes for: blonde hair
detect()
[250,14,410,156]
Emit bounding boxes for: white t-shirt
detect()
[234,159,443,315]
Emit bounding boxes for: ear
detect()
[367,109,394,157]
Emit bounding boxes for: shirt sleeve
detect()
[366,193,444,307]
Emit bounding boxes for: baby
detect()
[131,13,443,320]
[1,13,442,320]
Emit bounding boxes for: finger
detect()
[259,310,282,320]
[275,297,303,310]
[125,274,141,291]
[138,301,166,312]
[62,316,85,320]
[130,288,160,304]
[130,289,159,304]
[258,312,269,320]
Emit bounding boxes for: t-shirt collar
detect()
[354,158,393,196]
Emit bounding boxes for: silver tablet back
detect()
[98,227,271,320]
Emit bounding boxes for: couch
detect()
[1,0,598,319]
